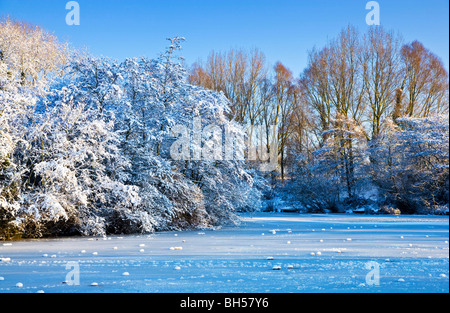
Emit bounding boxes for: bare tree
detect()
[272,62,298,182]
[300,47,333,145]
[362,27,403,139]
[401,41,449,117]
[188,48,268,124]
[300,26,367,198]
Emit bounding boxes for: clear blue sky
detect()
[1,0,449,76]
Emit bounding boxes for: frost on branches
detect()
[370,115,449,214]
[1,28,264,239]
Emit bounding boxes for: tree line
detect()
[0,18,265,239]
[0,19,448,240]
[189,26,449,214]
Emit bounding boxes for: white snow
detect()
[272,265,282,270]
[0,213,448,293]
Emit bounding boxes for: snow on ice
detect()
[0,213,448,293]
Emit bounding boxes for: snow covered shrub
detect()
[60,44,238,231]
[115,56,211,230]
[65,53,123,113]
[370,116,449,213]
[0,106,24,238]
[0,17,70,238]
[287,114,370,213]
[0,196,21,240]
[0,132,13,167]
[312,114,369,201]
[94,181,149,235]
[429,204,449,215]
[13,193,80,238]
[151,170,209,230]
[288,172,341,213]
[77,213,106,237]
[1,30,266,238]
[11,87,149,237]
[115,38,265,227]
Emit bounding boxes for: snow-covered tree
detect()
[312,114,369,201]
[370,115,449,213]
[116,38,265,226]
[0,17,67,91]
[1,23,267,238]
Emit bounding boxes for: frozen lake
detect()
[0,213,448,293]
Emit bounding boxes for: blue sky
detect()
[0,0,448,76]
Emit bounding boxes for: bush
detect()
[379,206,401,215]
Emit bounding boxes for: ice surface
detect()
[0,213,448,293]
